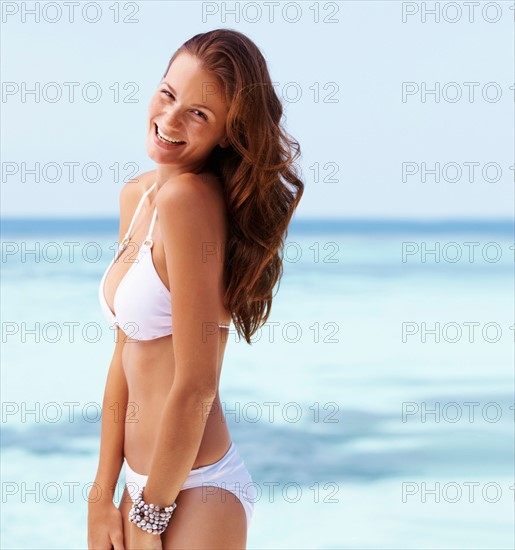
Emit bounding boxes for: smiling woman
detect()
[87,28,304,550]
[146,52,230,172]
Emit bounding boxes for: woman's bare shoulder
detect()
[121,169,157,201]
[117,169,157,236]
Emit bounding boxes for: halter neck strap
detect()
[145,207,158,245]
[120,182,157,246]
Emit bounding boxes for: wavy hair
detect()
[163,29,304,344]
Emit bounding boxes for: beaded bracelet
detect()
[128,486,178,535]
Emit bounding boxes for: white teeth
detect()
[156,125,184,144]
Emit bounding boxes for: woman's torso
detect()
[101,170,233,473]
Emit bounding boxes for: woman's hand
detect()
[128,522,163,550]
[87,500,125,550]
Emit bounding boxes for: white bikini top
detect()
[98,182,231,341]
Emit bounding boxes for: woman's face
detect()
[146,51,229,172]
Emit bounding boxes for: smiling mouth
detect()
[155,124,186,145]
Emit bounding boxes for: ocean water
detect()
[1,218,513,549]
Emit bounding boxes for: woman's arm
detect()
[138,173,225,509]
[90,331,128,502]
[87,331,128,550]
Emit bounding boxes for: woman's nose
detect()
[162,105,183,127]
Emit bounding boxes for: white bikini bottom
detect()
[124,442,256,528]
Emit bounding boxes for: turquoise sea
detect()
[1,218,513,549]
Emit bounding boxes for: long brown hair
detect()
[163,29,304,344]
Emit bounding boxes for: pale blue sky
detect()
[1,1,513,219]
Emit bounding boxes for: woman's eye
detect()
[159,91,207,120]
